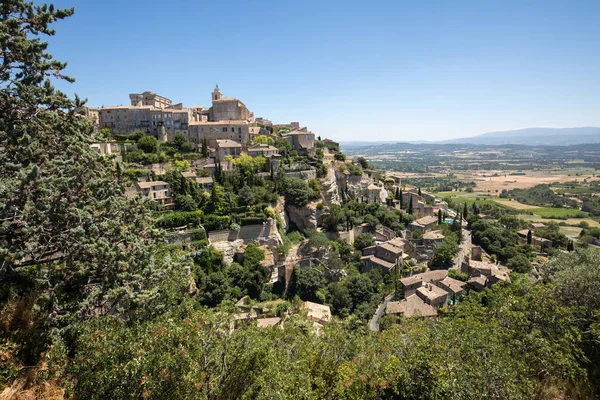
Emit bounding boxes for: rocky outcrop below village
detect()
[286,203,318,232]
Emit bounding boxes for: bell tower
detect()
[212,84,222,102]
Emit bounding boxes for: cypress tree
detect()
[527,230,532,245]
[201,138,209,157]
[408,196,413,214]
[438,210,443,225]
[463,203,469,220]
[418,186,422,197]
[399,189,404,209]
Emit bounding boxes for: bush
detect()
[354,233,375,251]
[138,135,159,153]
[203,214,231,231]
[156,210,203,229]
[240,216,267,226]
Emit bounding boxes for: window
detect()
[153,192,156,198]
[238,127,242,133]
[222,127,227,132]
[231,127,235,132]
[306,135,311,141]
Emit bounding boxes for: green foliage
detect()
[252,134,275,145]
[156,210,203,229]
[293,267,325,302]
[448,269,468,281]
[500,184,579,208]
[431,231,458,267]
[354,233,375,251]
[507,253,532,273]
[281,177,317,208]
[137,134,160,153]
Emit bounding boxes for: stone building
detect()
[281,129,315,156]
[208,85,251,122]
[129,91,172,109]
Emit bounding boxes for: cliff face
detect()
[286,203,318,233]
[335,168,374,202]
[321,164,341,206]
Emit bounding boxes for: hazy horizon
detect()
[49,0,600,141]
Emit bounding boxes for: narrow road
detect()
[369,291,395,331]
[452,228,471,270]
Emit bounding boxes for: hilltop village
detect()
[83,86,521,329]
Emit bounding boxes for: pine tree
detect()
[0,1,170,326]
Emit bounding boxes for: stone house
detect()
[135,181,174,208]
[247,144,280,157]
[215,139,242,162]
[385,295,438,319]
[409,215,439,232]
[361,239,405,274]
[416,283,448,309]
[281,129,315,157]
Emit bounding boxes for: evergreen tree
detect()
[201,138,209,158]
[438,210,443,225]
[395,186,400,201]
[0,1,169,327]
[527,230,533,245]
[408,196,413,214]
[418,186,422,197]
[463,203,469,220]
[399,188,404,209]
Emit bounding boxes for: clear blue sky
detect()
[48,0,600,141]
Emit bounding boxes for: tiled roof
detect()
[438,276,467,293]
[368,256,396,271]
[386,295,437,318]
[423,230,445,240]
[415,215,438,226]
[378,242,403,255]
[137,181,168,189]
[303,301,331,322]
[216,139,242,148]
[256,317,282,328]
[417,284,448,301]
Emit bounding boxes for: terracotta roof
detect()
[438,276,467,293]
[303,301,331,322]
[256,317,282,328]
[181,171,196,179]
[216,139,242,148]
[378,242,403,255]
[415,215,438,226]
[136,181,169,189]
[367,184,381,190]
[195,177,213,185]
[422,230,445,240]
[416,283,448,302]
[248,144,279,152]
[368,256,396,271]
[386,237,406,250]
[386,295,437,318]
[467,275,487,287]
[401,270,448,287]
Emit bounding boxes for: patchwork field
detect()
[454,170,600,192]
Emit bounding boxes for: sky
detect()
[47,0,600,141]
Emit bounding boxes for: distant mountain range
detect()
[439,127,600,146]
[340,127,600,147]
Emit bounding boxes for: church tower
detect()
[212,84,222,101]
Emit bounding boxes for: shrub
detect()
[156,210,203,229]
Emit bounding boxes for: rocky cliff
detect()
[286,203,318,233]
